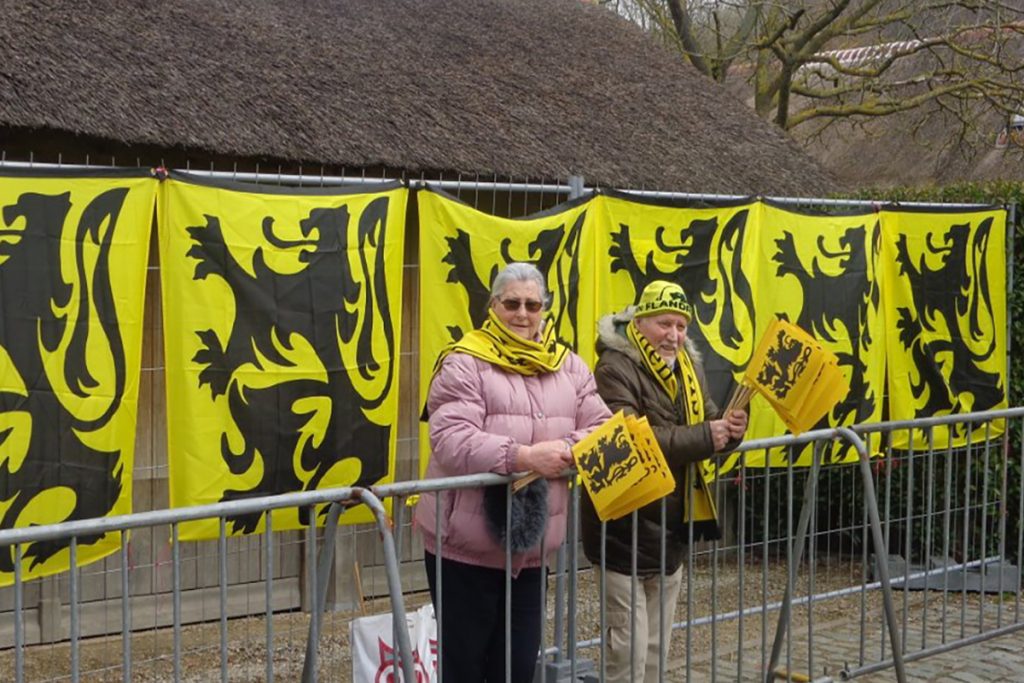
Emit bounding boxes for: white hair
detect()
[490,262,551,307]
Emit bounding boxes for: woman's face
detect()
[491,279,544,341]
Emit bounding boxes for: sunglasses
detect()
[498,298,544,313]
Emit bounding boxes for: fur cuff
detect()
[483,479,549,553]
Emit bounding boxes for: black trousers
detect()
[424,552,543,683]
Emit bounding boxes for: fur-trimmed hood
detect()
[596,306,702,366]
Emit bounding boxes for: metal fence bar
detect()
[552,539,566,667]
[902,432,915,654]
[808,442,820,680]
[881,431,894,661]
[571,554,1001,653]
[962,426,973,640]
[841,621,1024,680]
[841,426,907,681]
[265,512,274,683]
[761,449,771,679]
[568,480,580,682]
[172,523,181,683]
[505,483,513,683]
[2,159,1005,212]
[305,511,318,683]
[766,442,821,683]
[941,436,954,645]
[612,186,995,210]
[70,537,79,683]
[1018,415,1024,626]
[997,426,1009,629]
[219,517,229,683]
[121,532,132,683]
[858,434,871,667]
[434,489,444,682]
[977,424,988,635]
[737,459,747,682]
[922,427,936,649]
[14,543,22,683]
[632,510,640,683]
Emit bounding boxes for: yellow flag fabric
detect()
[591,191,758,384]
[881,207,1007,449]
[0,169,155,586]
[418,189,1006,475]
[159,173,406,540]
[573,411,676,522]
[710,202,887,474]
[417,186,595,475]
[744,317,849,435]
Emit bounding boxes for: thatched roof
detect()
[0,0,835,195]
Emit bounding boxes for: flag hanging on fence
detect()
[708,202,886,476]
[0,168,155,586]
[881,206,1007,449]
[417,186,594,475]
[590,191,757,405]
[159,173,406,539]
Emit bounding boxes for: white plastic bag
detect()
[350,603,437,682]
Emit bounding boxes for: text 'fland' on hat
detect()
[634,280,693,321]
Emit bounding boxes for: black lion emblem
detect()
[0,188,132,570]
[186,196,396,533]
[893,219,1003,424]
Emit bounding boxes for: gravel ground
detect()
[3,555,1021,681]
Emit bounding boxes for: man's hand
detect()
[515,439,573,478]
[708,419,732,451]
[710,411,747,451]
[725,409,748,440]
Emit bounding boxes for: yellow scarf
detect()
[626,320,705,423]
[626,318,718,536]
[431,308,569,379]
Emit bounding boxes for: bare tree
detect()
[602,0,1024,137]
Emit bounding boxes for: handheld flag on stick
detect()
[741,317,849,434]
[572,411,676,522]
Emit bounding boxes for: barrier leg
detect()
[302,492,414,683]
[765,443,822,683]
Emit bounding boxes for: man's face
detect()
[635,311,689,362]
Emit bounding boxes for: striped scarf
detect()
[626,318,718,537]
[626,320,705,424]
[431,308,569,379]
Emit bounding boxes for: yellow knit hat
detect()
[634,280,693,321]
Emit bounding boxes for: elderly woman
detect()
[414,261,610,682]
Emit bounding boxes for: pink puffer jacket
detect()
[414,351,610,572]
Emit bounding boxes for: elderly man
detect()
[581,280,747,683]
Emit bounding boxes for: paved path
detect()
[682,597,1024,682]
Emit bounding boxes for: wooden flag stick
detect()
[511,471,542,493]
[736,384,755,411]
[724,382,742,414]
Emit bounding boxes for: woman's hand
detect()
[515,440,573,478]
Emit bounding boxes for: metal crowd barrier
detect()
[2,407,1022,682]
